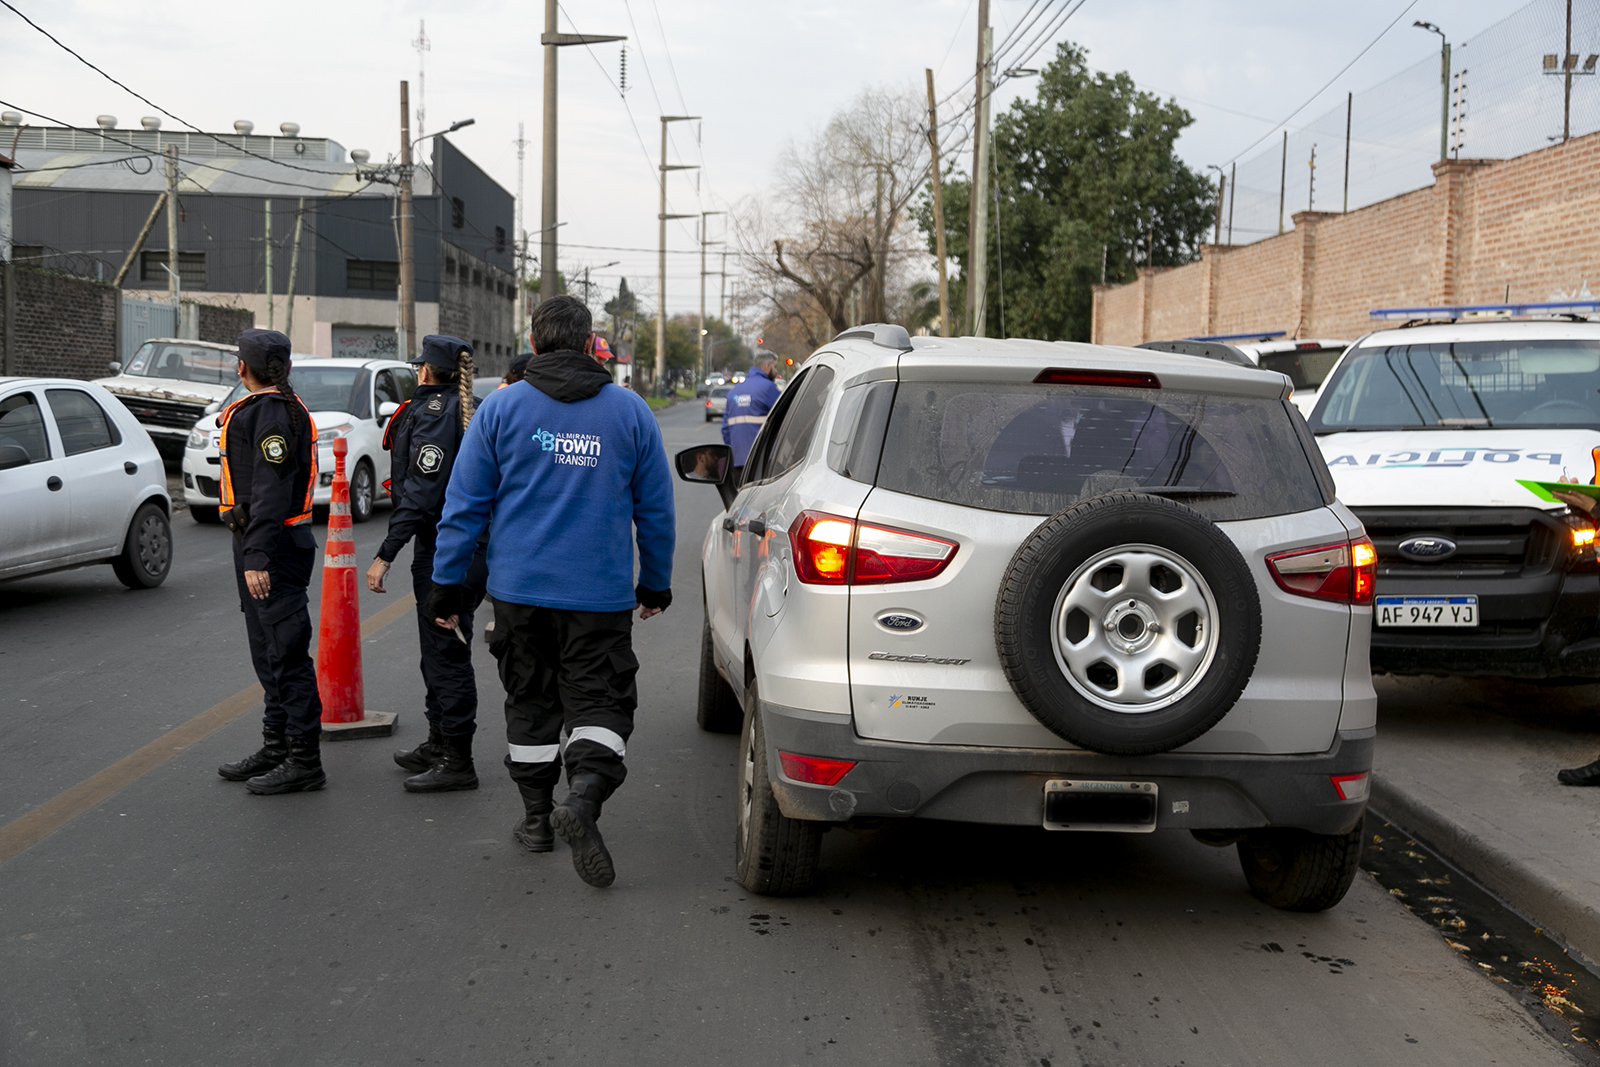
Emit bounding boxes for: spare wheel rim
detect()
[1050,543,1220,714]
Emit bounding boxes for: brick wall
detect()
[194,303,253,346]
[1092,129,1600,344]
[0,265,117,379]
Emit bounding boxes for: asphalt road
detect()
[0,400,1580,1066]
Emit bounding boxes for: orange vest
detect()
[218,388,318,526]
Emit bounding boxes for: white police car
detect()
[1308,313,1600,677]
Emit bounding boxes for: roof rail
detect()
[830,323,913,351]
[1184,330,1286,343]
[1136,339,1255,368]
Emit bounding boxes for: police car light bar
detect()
[1369,300,1600,320]
[1184,330,1287,342]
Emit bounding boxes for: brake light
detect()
[1267,538,1376,605]
[779,752,857,786]
[1330,773,1369,801]
[789,511,958,586]
[1033,368,1160,389]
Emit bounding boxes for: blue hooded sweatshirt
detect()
[431,350,675,612]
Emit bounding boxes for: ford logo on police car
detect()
[876,612,923,632]
[1397,535,1457,561]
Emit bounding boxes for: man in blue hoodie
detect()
[720,352,780,481]
[427,295,675,888]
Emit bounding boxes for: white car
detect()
[1308,317,1600,678]
[96,338,241,456]
[182,357,416,524]
[1230,338,1348,417]
[704,384,732,422]
[0,377,172,588]
[677,324,1375,909]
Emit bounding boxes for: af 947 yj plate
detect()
[1375,595,1477,628]
[1043,779,1158,832]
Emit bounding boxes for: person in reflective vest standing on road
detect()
[366,335,488,792]
[720,352,780,484]
[215,329,326,795]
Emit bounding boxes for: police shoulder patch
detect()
[260,434,289,464]
[416,443,445,475]
[426,396,444,413]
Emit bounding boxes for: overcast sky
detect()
[4,0,1532,321]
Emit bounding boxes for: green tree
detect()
[632,316,700,375]
[915,42,1214,342]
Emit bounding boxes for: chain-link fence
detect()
[1223,0,1600,243]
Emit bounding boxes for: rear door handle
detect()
[124,461,138,475]
[747,518,767,536]
[47,476,63,491]
[721,517,736,532]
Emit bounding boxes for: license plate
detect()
[1042,780,1158,832]
[1374,595,1478,628]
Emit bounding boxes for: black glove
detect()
[423,582,471,620]
[636,584,672,611]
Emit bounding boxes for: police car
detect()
[181,356,415,524]
[1307,308,1600,678]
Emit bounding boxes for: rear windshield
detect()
[1257,346,1342,390]
[125,342,236,385]
[1311,339,1600,431]
[875,382,1327,521]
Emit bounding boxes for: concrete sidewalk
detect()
[1369,674,1600,968]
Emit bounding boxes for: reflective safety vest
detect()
[218,388,318,526]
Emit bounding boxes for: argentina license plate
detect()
[1375,595,1478,627]
[1042,780,1158,832]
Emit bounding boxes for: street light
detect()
[1414,21,1450,161]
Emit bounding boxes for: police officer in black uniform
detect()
[366,334,489,793]
[216,329,327,795]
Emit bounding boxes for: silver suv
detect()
[676,325,1376,910]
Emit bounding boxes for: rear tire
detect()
[697,616,743,733]
[735,681,822,896]
[1236,824,1363,912]
[190,505,220,524]
[112,502,171,589]
[350,460,375,523]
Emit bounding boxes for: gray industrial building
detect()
[5,116,518,372]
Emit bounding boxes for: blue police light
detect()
[1369,299,1600,320]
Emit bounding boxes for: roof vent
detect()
[140,116,161,131]
[233,120,254,135]
[95,114,117,130]
[0,111,22,127]
[350,149,370,165]
[279,122,300,138]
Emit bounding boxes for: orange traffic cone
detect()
[316,436,396,740]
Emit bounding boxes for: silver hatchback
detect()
[678,325,1376,909]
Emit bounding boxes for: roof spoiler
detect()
[1135,339,1255,368]
[830,323,913,351]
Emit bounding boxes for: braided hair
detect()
[456,348,475,432]
[261,352,297,401]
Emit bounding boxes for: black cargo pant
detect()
[411,531,488,739]
[233,527,322,738]
[489,601,638,797]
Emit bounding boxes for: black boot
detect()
[513,785,555,852]
[549,773,615,887]
[218,729,288,782]
[1558,757,1600,786]
[246,733,327,795]
[393,721,445,773]
[403,735,479,793]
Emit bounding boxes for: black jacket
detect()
[222,389,316,570]
[377,383,464,562]
[523,349,611,402]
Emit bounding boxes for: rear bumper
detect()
[762,701,1372,836]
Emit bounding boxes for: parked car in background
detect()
[96,339,240,457]
[1230,338,1348,417]
[473,377,502,401]
[0,377,172,588]
[705,384,733,422]
[182,356,415,524]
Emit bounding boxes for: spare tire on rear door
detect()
[995,492,1260,755]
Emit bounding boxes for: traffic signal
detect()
[785,358,794,366]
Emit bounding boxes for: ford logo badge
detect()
[877,612,923,632]
[1397,535,1457,561]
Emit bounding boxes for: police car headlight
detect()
[186,427,209,449]
[316,421,353,443]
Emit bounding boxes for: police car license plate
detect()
[1042,780,1158,832]
[1375,595,1478,627]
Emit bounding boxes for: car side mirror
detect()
[0,444,30,471]
[108,361,122,374]
[204,399,222,415]
[676,444,736,509]
[378,401,400,418]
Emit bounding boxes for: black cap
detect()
[412,334,472,369]
[236,329,290,372]
[508,351,533,379]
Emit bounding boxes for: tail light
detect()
[779,752,856,785]
[789,511,958,586]
[1266,537,1376,605]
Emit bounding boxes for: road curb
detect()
[1370,772,1600,971]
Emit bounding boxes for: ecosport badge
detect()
[869,651,970,665]
[1397,535,1457,561]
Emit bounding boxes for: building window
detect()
[472,269,482,287]
[445,256,457,277]
[495,226,506,253]
[140,251,207,289]
[451,197,464,229]
[347,259,399,291]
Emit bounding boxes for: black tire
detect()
[1237,825,1363,912]
[190,505,220,524]
[705,412,713,423]
[697,616,744,733]
[994,492,1260,756]
[111,502,172,589]
[735,680,823,896]
[350,460,375,523]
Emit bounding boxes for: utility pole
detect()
[539,0,626,302]
[398,81,416,359]
[1227,161,1236,244]
[1277,130,1287,235]
[164,144,179,305]
[699,209,723,382]
[1414,22,1450,161]
[1307,145,1316,212]
[264,199,274,330]
[414,20,430,141]
[1564,0,1574,141]
[967,0,992,336]
[657,114,699,397]
[925,68,951,337]
[1343,92,1352,212]
[514,119,529,341]
[1207,165,1225,245]
[718,248,728,339]
[284,197,305,344]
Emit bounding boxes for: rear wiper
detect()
[1138,487,1237,498]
